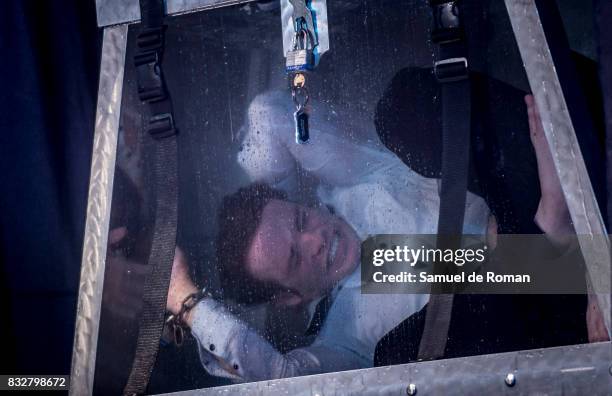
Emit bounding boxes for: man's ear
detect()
[273,289,304,307]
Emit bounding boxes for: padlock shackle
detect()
[292,26,316,51]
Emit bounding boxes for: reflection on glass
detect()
[92,0,607,393]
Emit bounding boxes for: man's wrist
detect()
[183,304,198,327]
[169,284,199,315]
[167,288,210,346]
[535,199,572,234]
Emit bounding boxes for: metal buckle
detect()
[434,57,468,83]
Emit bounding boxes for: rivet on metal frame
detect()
[505,372,516,387]
[608,364,612,376]
[406,383,417,395]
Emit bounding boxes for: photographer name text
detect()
[372,271,531,284]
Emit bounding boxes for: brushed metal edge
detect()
[161,342,612,395]
[504,0,611,335]
[96,0,258,27]
[68,24,128,396]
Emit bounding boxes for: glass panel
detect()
[92,1,608,394]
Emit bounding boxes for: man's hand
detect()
[166,247,199,323]
[587,295,611,342]
[103,227,149,320]
[106,230,199,326]
[525,95,610,342]
[525,95,574,246]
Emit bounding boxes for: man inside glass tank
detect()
[163,89,575,382]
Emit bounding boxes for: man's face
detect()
[246,199,361,307]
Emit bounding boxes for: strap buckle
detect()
[147,113,176,139]
[430,0,463,43]
[137,26,164,52]
[134,26,167,103]
[434,57,468,83]
[134,51,167,103]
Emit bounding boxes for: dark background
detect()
[0,0,611,385]
[0,0,101,374]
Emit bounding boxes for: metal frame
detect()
[505,0,611,334]
[165,342,612,395]
[71,1,612,394]
[96,0,258,27]
[69,24,127,396]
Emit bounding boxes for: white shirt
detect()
[189,91,490,382]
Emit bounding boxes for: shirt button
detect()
[233,364,239,370]
[209,344,215,351]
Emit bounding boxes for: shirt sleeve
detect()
[237,92,297,186]
[190,298,365,382]
[237,91,399,189]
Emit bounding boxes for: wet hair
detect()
[216,183,289,305]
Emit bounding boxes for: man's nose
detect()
[297,228,326,261]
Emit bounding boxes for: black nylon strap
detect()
[418,0,472,361]
[437,79,471,240]
[418,78,471,360]
[123,137,178,396]
[139,0,164,27]
[123,0,179,394]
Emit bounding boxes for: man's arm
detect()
[167,247,363,381]
[524,94,609,342]
[237,92,297,186]
[238,91,402,188]
[524,95,574,246]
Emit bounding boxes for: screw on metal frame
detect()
[505,372,516,387]
[406,383,417,395]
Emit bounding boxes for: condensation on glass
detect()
[86,1,609,394]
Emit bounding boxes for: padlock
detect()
[286,29,315,72]
[286,49,314,72]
